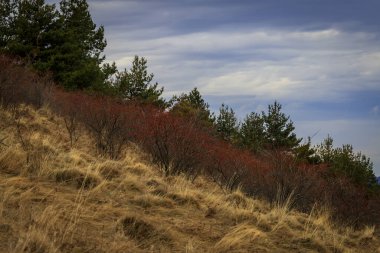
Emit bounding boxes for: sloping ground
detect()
[0,105,379,253]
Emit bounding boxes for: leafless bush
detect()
[79,96,138,159]
[0,54,52,109]
[138,113,208,179]
[50,89,83,147]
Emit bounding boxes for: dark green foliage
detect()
[101,62,117,87]
[316,135,334,163]
[238,112,265,153]
[59,0,105,61]
[295,137,319,163]
[169,87,214,126]
[316,136,377,188]
[216,103,238,141]
[262,101,302,150]
[0,0,15,49]
[5,0,58,63]
[0,0,163,100]
[113,55,165,107]
[0,0,108,90]
[48,0,107,89]
[237,101,301,153]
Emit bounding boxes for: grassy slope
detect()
[0,105,379,253]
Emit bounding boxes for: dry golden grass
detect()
[0,104,379,253]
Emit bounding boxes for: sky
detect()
[48,0,380,175]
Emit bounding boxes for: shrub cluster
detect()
[138,113,209,177]
[1,54,379,227]
[0,55,52,109]
[50,89,143,158]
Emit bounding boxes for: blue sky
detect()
[48,0,380,175]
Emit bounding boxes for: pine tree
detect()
[170,87,214,126]
[50,0,107,89]
[114,55,165,107]
[4,0,58,63]
[0,0,109,90]
[0,0,15,49]
[262,101,301,149]
[316,135,334,163]
[295,137,318,163]
[238,112,265,153]
[216,103,238,142]
[316,136,377,188]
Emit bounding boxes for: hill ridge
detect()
[0,105,379,252]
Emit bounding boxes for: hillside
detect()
[0,105,379,252]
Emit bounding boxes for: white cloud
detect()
[103,27,380,102]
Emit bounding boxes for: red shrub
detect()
[241,150,380,226]
[251,151,328,210]
[50,89,143,158]
[323,174,380,226]
[138,112,209,178]
[80,96,142,158]
[0,54,51,108]
[202,141,261,190]
[50,89,84,146]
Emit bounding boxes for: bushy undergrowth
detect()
[1,54,379,227]
[0,55,52,109]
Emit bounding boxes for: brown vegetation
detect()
[0,101,379,252]
[1,54,380,252]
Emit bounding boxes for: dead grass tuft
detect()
[167,192,200,208]
[121,216,156,241]
[130,194,174,209]
[0,223,16,251]
[13,229,59,253]
[146,179,161,188]
[225,190,248,209]
[97,161,123,180]
[54,168,100,189]
[120,216,173,249]
[214,223,265,253]
[150,187,167,196]
[0,147,26,176]
[125,164,150,176]
[290,237,327,252]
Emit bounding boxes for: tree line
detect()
[0,0,377,191]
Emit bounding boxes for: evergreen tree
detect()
[4,0,58,63]
[98,61,118,94]
[114,55,165,107]
[216,103,238,141]
[262,101,301,149]
[316,136,377,188]
[0,0,15,49]
[295,137,318,163]
[0,0,108,90]
[170,87,214,126]
[316,135,334,163]
[238,112,265,153]
[50,0,107,89]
